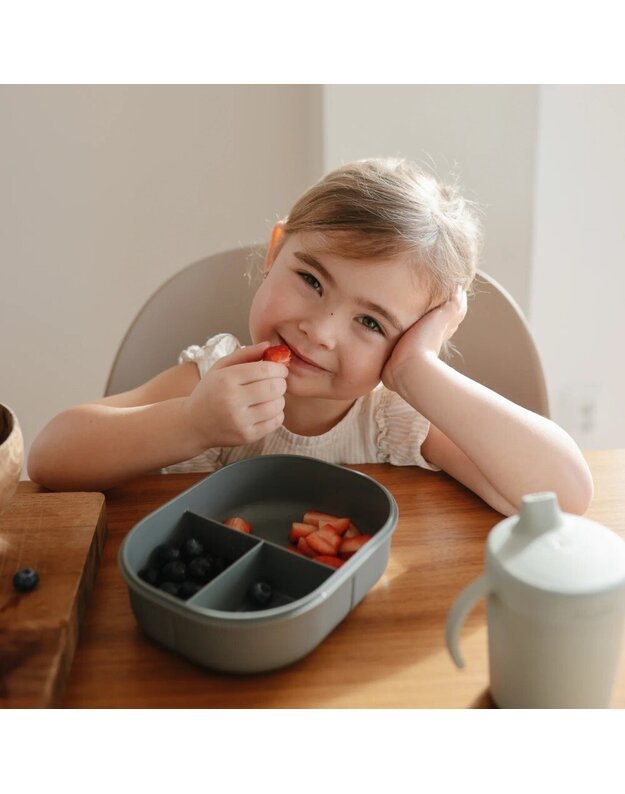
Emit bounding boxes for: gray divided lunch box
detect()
[119,455,399,673]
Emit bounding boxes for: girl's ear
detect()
[262,221,286,276]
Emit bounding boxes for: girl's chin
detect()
[285,377,367,404]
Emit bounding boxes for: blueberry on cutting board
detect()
[13,567,39,592]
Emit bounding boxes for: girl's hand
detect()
[182,341,289,449]
[382,286,468,394]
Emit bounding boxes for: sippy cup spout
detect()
[515,492,563,534]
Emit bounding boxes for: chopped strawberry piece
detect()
[318,526,342,548]
[262,345,292,364]
[314,555,345,569]
[297,537,316,558]
[320,518,351,534]
[322,518,349,536]
[344,523,361,538]
[307,529,341,556]
[303,511,349,527]
[338,534,373,559]
[288,521,316,543]
[223,516,252,534]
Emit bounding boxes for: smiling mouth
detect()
[278,336,327,372]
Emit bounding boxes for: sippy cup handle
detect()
[445,574,490,668]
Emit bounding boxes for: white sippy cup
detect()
[445,492,625,708]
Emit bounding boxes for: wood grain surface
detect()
[0,492,107,707]
[13,449,625,708]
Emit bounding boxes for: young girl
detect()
[28,158,593,516]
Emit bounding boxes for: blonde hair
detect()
[282,157,482,308]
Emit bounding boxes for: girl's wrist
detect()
[385,351,439,400]
[179,396,214,458]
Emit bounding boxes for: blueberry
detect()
[179,580,202,599]
[13,567,39,593]
[138,566,160,586]
[155,543,181,564]
[158,581,180,597]
[249,580,273,607]
[187,556,214,584]
[160,561,187,583]
[181,537,204,560]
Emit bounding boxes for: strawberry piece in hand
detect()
[223,516,252,534]
[262,345,292,364]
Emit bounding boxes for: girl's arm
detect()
[28,342,288,492]
[383,288,594,516]
[27,363,203,491]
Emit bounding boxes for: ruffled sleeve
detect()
[178,333,242,378]
[161,333,242,474]
[375,387,441,471]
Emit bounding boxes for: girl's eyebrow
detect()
[293,250,404,333]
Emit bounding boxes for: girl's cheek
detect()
[248,287,274,342]
[250,288,296,342]
[248,300,264,343]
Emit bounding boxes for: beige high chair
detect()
[105,246,550,418]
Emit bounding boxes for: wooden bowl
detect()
[0,404,24,517]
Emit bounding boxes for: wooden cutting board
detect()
[0,491,106,707]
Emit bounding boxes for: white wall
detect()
[0,85,323,471]
[323,84,625,449]
[323,85,538,313]
[530,86,625,448]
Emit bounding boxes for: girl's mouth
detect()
[278,336,327,373]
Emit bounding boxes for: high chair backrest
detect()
[105,246,550,418]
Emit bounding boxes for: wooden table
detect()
[15,449,625,707]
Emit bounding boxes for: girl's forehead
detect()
[286,230,415,270]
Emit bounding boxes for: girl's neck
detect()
[283,393,357,437]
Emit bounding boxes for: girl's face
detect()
[248,230,431,401]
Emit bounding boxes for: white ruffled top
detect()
[162,333,440,474]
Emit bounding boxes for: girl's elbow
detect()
[26,443,45,485]
[27,439,64,491]
[560,463,594,516]
[27,450,55,490]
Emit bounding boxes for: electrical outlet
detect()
[559,383,601,438]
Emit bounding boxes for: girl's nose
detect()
[298,312,338,349]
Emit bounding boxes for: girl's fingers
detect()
[228,359,289,385]
[243,376,288,406]
[250,411,285,436]
[248,397,285,424]
[212,341,271,370]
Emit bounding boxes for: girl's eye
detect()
[298,271,322,294]
[358,315,384,335]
